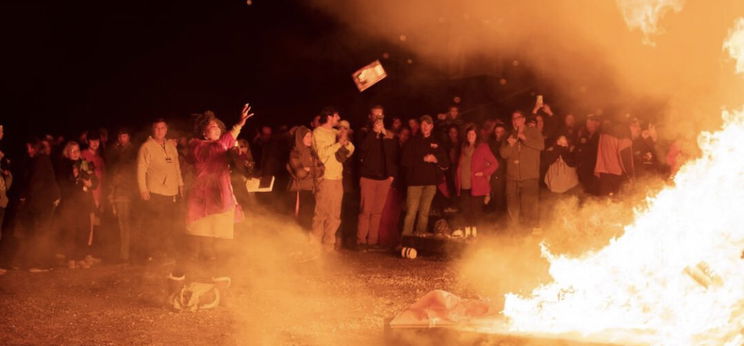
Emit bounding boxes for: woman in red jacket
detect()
[456,126,499,234]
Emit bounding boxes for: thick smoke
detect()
[309,0,744,337]
[311,0,744,137]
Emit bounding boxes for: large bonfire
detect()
[502,16,744,346]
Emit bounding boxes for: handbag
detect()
[544,156,579,193]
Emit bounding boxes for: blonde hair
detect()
[62,141,80,159]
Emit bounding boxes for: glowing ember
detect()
[500,19,744,345]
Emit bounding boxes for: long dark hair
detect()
[461,125,479,149]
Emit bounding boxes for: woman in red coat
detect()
[169,105,252,299]
[456,126,499,234]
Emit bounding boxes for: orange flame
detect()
[501,18,744,345]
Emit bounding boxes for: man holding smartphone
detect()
[500,110,545,232]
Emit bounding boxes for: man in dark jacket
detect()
[356,112,398,249]
[487,122,508,215]
[18,138,60,270]
[401,115,449,236]
[105,128,138,263]
[500,111,544,230]
[574,115,601,195]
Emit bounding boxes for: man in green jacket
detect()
[500,111,544,231]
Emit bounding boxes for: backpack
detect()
[544,156,579,193]
[169,282,220,312]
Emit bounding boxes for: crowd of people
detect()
[0,98,679,282]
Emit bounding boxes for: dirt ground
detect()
[1,251,486,345]
[0,187,639,346]
[0,227,487,346]
[0,193,630,346]
[0,222,569,346]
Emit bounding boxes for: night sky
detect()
[3,0,538,144]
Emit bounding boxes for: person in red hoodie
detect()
[456,126,499,235]
[594,122,633,197]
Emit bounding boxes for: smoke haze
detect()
[311,0,744,137]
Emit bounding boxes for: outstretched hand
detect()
[238,103,255,127]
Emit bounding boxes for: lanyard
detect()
[157,140,173,163]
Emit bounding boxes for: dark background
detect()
[2,0,543,146]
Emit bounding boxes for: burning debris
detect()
[684,261,723,289]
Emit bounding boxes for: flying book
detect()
[352,60,387,92]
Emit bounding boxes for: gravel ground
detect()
[0,193,630,345]
[0,232,474,345]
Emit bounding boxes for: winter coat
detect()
[542,145,577,167]
[313,126,354,181]
[499,126,545,181]
[456,143,499,197]
[358,130,398,180]
[106,143,137,202]
[288,126,324,192]
[22,154,61,212]
[595,133,633,177]
[401,133,449,186]
[186,132,242,225]
[57,158,98,213]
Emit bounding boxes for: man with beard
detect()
[500,111,544,231]
[312,107,354,250]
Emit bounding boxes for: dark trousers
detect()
[173,235,232,282]
[488,175,507,214]
[339,190,359,248]
[144,193,178,258]
[58,204,90,261]
[293,190,315,231]
[114,199,133,261]
[506,178,540,229]
[578,167,599,196]
[18,205,56,267]
[458,190,483,229]
[598,173,625,196]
